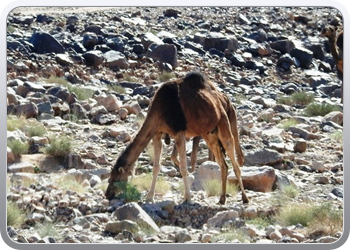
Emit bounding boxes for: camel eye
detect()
[118,167,125,173]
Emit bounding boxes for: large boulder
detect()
[29,31,65,54]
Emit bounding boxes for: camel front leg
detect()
[175,132,192,203]
[146,132,163,203]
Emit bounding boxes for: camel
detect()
[321,25,343,103]
[105,72,249,204]
[168,94,244,173]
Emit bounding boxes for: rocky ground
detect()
[6,6,343,244]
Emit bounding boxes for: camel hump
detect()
[182,71,207,90]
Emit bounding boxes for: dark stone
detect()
[29,31,65,54]
[147,43,177,68]
[270,39,295,54]
[291,46,313,69]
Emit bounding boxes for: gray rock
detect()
[175,229,192,243]
[105,220,140,234]
[245,148,283,166]
[16,102,38,118]
[83,50,105,67]
[8,162,35,173]
[291,46,313,69]
[104,50,129,69]
[147,43,177,68]
[207,210,239,228]
[29,31,65,54]
[112,202,160,233]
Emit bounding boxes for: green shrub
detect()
[113,181,141,202]
[7,201,26,227]
[45,135,73,158]
[277,92,314,106]
[303,103,342,117]
[275,203,314,227]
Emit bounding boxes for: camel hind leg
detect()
[217,115,249,204]
[202,132,229,205]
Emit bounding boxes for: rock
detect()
[270,39,295,54]
[207,210,239,228]
[269,230,283,241]
[65,153,84,169]
[289,126,320,140]
[228,166,276,192]
[331,187,343,198]
[175,229,192,243]
[105,220,140,234]
[291,46,313,68]
[82,32,99,49]
[8,162,35,173]
[191,161,221,190]
[104,51,129,69]
[294,138,307,153]
[29,31,65,54]
[112,202,160,233]
[323,111,343,125]
[16,102,38,118]
[163,8,181,18]
[316,236,338,243]
[147,43,177,68]
[7,147,16,164]
[83,50,105,67]
[245,148,283,166]
[277,53,297,71]
[95,95,122,112]
[203,32,238,52]
[141,32,164,50]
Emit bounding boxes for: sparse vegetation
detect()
[113,181,141,202]
[123,73,139,83]
[7,201,26,227]
[278,118,299,130]
[275,201,343,234]
[45,135,73,158]
[281,184,300,199]
[108,84,126,94]
[43,76,95,100]
[245,217,273,229]
[212,228,250,243]
[329,131,343,143]
[158,71,176,82]
[34,221,63,240]
[7,116,47,137]
[131,173,170,195]
[202,179,238,198]
[303,102,342,117]
[54,174,88,194]
[7,139,29,156]
[277,92,314,106]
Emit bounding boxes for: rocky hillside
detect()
[6,7,343,244]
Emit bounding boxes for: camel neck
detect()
[116,116,156,170]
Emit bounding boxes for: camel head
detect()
[105,158,132,200]
[321,25,338,39]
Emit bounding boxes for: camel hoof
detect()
[242,196,250,204]
[219,195,226,205]
[146,197,155,203]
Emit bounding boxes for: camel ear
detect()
[118,167,125,173]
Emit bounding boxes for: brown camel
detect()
[105,72,249,204]
[169,94,244,173]
[321,25,343,102]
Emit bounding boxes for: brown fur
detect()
[105,72,249,204]
[170,95,244,173]
[321,26,343,102]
